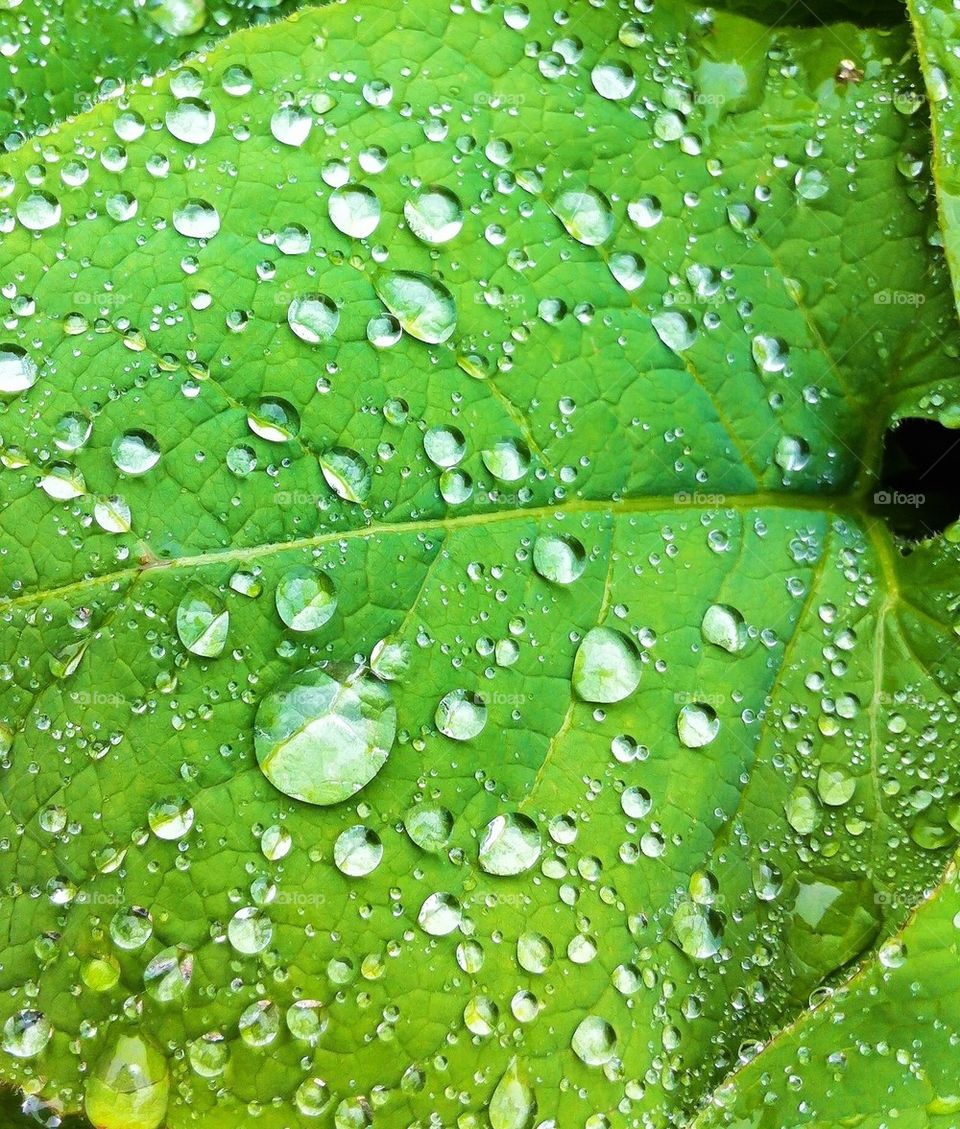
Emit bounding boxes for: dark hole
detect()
[872,417,960,540]
[713,0,905,28]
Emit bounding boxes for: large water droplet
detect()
[17,191,61,230]
[591,61,636,101]
[275,567,337,632]
[288,294,339,344]
[489,1057,535,1129]
[700,604,746,653]
[165,98,215,144]
[112,430,160,475]
[320,448,371,503]
[677,702,719,747]
[672,900,724,959]
[435,689,487,741]
[571,1016,617,1066]
[478,813,542,876]
[328,183,381,238]
[0,345,37,394]
[84,1035,169,1129]
[175,590,228,657]
[572,627,641,703]
[2,1010,52,1058]
[247,397,300,442]
[652,310,697,353]
[532,533,586,584]
[374,271,457,344]
[254,664,396,805]
[271,105,312,147]
[404,185,464,244]
[552,186,613,246]
[333,825,383,876]
[173,198,220,239]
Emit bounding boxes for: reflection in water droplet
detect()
[333,825,384,876]
[532,533,586,584]
[84,1035,170,1129]
[165,98,215,144]
[672,900,724,959]
[17,191,61,230]
[247,397,300,442]
[571,1015,617,1066]
[173,198,220,239]
[176,590,229,657]
[652,310,697,353]
[255,664,396,805]
[417,892,462,936]
[320,447,371,503]
[275,567,337,632]
[552,186,613,246]
[404,185,464,244]
[573,627,641,703]
[677,702,719,747]
[271,105,312,147]
[435,689,488,741]
[288,294,339,343]
[591,61,636,101]
[481,438,530,482]
[2,1010,52,1059]
[701,604,746,653]
[329,183,381,238]
[0,345,38,394]
[112,430,160,475]
[404,803,454,852]
[478,813,542,876]
[374,271,457,344]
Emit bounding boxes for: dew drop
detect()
[572,627,641,703]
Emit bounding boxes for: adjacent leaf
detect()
[1,1,959,1127]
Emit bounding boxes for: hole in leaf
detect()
[872,417,960,540]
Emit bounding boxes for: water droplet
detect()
[700,604,746,653]
[478,813,542,875]
[328,183,381,238]
[481,438,530,482]
[608,251,645,291]
[333,825,383,876]
[147,796,195,840]
[404,185,464,244]
[591,61,636,101]
[652,310,697,353]
[417,892,462,936]
[774,434,811,473]
[677,702,719,747]
[227,906,273,955]
[143,946,193,1002]
[489,1057,535,1129]
[672,900,724,959]
[84,1035,169,1129]
[532,533,586,584]
[571,1015,617,1066]
[288,294,339,344]
[751,334,788,373]
[516,932,553,974]
[404,802,453,852]
[817,766,856,806]
[112,430,160,475]
[2,1010,52,1058]
[275,567,337,632]
[374,271,457,344]
[254,664,396,805]
[795,167,829,200]
[247,396,300,442]
[435,689,488,741]
[17,191,61,230]
[165,98,215,144]
[173,198,220,239]
[424,425,466,468]
[628,195,662,228]
[573,627,641,703]
[271,105,312,147]
[176,590,229,657]
[552,186,613,246]
[0,344,37,394]
[320,447,371,503]
[785,785,822,834]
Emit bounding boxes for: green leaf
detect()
[908,0,960,325]
[0,0,309,142]
[1,0,959,1127]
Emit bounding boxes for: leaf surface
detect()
[1,1,959,1127]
